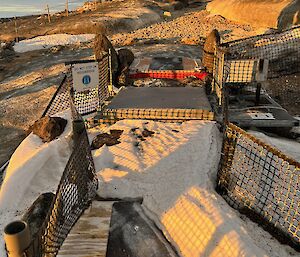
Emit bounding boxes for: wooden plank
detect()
[57,201,114,257]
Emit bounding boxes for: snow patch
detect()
[249,130,300,161]
[14,34,95,53]
[91,120,272,256]
[0,110,72,255]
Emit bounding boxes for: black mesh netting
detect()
[40,127,98,256]
[218,123,300,249]
[43,55,110,117]
[31,98,98,256]
[221,26,300,78]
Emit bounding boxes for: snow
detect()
[0,110,72,256]
[1,116,300,257]
[249,130,300,161]
[90,119,293,257]
[14,34,95,53]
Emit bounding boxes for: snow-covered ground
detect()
[1,114,300,256]
[249,130,300,161]
[90,119,299,257]
[14,34,95,53]
[0,111,72,255]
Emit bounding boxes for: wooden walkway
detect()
[57,201,114,257]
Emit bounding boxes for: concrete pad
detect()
[106,201,176,257]
[107,87,212,110]
[207,0,300,29]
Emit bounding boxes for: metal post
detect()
[4,221,32,257]
[255,83,262,106]
[108,49,113,95]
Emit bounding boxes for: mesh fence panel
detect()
[222,26,300,78]
[40,127,98,256]
[42,75,70,117]
[100,108,214,124]
[43,55,110,117]
[35,97,98,256]
[217,123,300,248]
[71,56,110,116]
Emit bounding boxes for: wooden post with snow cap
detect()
[4,220,33,257]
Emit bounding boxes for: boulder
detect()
[118,48,135,72]
[116,48,135,87]
[207,0,300,29]
[202,29,220,73]
[29,116,67,143]
[94,33,119,83]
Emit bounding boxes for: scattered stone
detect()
[49,45,64,53]
[110,129,124,138]
[29,116,68,143]
[121,37,136,46]
[163,11,172,17]
[180,37,199,45]
[137,135,146,141]
[91,130,124,149]
[142,128,155,137]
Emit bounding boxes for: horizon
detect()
[0,1,86,18]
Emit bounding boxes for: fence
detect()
[29,97,98,257]
[211,26,300,125]
[43,55,111,117]
[221,25,300,78]
[217,123,300,249]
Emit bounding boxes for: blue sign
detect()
[82,75,91,85]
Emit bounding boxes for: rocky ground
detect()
[0,0,299,168]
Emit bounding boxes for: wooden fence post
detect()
[46,4,51,23]
[14,16,19,43]
[66,0,69,17]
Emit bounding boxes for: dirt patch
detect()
[207,0,300,29]
[111,9,263,47]
[0,0,162,42]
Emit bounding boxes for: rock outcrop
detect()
[202,29,220,73]
[94,32,119,83]
[116,48,135,87]
[29,116,67,143]
[207,0,300,29]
